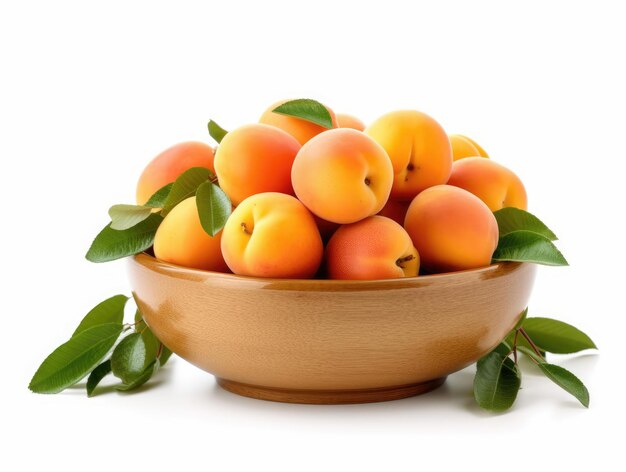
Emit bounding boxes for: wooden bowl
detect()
[128,254,536,404]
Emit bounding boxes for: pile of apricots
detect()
[136,100,527,280]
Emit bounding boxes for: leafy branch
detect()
[29,294,173,396]
[474,310,596,411]
[86,167,231,263]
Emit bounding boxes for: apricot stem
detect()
[395,254,415,268]
[241,222,251,235]
[364,177,371,186]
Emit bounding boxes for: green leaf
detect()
[196,181,231,237]
[517,345,545,363]
[474,352,521,412]
[116,359,159,392]
[208,120,228,143]
[29,323,124,394]
[108,204,154,230]
[477,341,511,369]
[111,333,148,385]
[86,360,112,397]
[73,295,129,336]
[514,307,528,331]
[494,208,558,240]
[523,317,597,354]
[538,363,590,407]
[134,309,146,332]
[160,346,173,365]
[161,167,211,215]
[272,99,334,128]
[492,231,568,266]
[145,183,173,208]
[85,213,163,263]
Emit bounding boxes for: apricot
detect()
[365,110,452,201]
[447,157,527,211]
[449,134,489,161]
[336,113,366,131]
[377,199,410,226]
[220,192,323,278]
[136,141,215,205]
[326,216,419,280]
[291,128,393,224]
[213,124,301,206]
[259,99,338,144]
[404,185,498,273]
[153,196,229,272]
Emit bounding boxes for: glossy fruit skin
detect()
[447,157,527,211]
[291,128,394,224]
[449,134,489,161]
[259,99,338,145]
[377,199,410,226]
[154,196,229,272]
[136,141,215,205]
[214,124,301,206]
[404,185,499,274]
[220,192,323,278]
[326,216,419,280]
[365,110,452,201]
[336,113,366,131]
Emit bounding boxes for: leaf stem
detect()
[519,328,546,362]
[513,330,519,364]
[156,343,164,359]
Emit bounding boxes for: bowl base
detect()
[216,377,446,404]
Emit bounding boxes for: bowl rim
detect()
[132,253,524,290]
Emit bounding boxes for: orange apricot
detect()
[447,157,527,211]
[336,113,366,131]
[153,196,229,272]
[404,185,498,273]
[220,192,323,278]
[365,110,453,201]
[377,199,410,226]
[326,216,419,280]
[259,99,338,144]
[291,128,393,224]
[449,134,489,161]
[213,124,301,206]
[136,141,214,205]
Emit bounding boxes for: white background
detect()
[2,0,624,470]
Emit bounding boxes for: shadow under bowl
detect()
[128,254,536,404]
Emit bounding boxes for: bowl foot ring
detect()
[216,376,446,404]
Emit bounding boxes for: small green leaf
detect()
[29,323,124,394]
[494,208,558,240]
[134,309,146,332]
[111,333,148,385]
[160,346,173,365]
[85,213,163,263]
[196,181,231,237]
[208,120,228,143]
[514,307,529,331]
[145,183,174,208]
[86,360,112,397]
[474,352,521,412]
[108,204,154,230]
[538,363,590,407]
[523,317,597,354]
[162,167,211,215]
[73,295,129,336]
[116,359,159,392]
[477,341,511,369]
[492,231,568,266]
[272,99,334,128]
